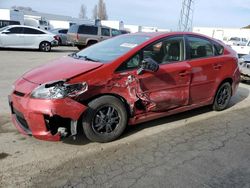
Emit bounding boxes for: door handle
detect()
[214,63,222,70]
[179,71,190,77]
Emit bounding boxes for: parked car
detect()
[0,20,20,28]
[231,40,250,57]
[67,24,122,50]
[226,37,248,46]
[238,54,250,81]
[50,28,68,45]
[0,25,58,52]
[9,32,240,142]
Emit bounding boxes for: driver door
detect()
[116,36,191,112]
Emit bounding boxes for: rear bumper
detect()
[9,93,87,141]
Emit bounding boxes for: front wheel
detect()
[39,41,51,52]
[82,96,128,143]
[213,82,232,111]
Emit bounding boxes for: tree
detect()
[92,5,98,20]
[79,4,87,19]
[97,0,108,20]
[92,0,108,20]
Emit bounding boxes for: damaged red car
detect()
[9,32,240,142]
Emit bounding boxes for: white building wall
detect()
[193,27,250,41]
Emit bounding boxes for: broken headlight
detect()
[31,80,88,99]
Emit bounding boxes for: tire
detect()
[82,96,128,143]
[212,82,232,111]
[39,41,51,52]
[76,45,85,50]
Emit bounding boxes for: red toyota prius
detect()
[9,32,240,142]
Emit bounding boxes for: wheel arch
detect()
[83,93,132,118]
[214,77,233,99]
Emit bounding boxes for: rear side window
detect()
[23,28,45,34]
[68,25,79,33]
[59,29,68,34]
[8,27,23,34]
[187,36,214,59]
[112,29,121,36]
[78,25,98,35]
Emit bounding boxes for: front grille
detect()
[13,90,25,97]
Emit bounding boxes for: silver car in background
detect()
[0,25,58,52]
[50,28,68,45]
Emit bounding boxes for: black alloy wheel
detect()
[213,82,232,111]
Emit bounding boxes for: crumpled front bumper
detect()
[9,92,87,141]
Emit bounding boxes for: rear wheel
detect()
[82,96,127,143]
[213,82,232,111]
[39,41,51,52]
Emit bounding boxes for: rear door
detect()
[186,35,223,104]
[1,26,24,47]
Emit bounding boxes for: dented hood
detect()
[22,56,103,84]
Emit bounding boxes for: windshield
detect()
[74,35,151,63]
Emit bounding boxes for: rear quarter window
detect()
[214,42,224,56]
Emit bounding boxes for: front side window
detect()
[142,36,184,64]
[187,36,214,59]
[8,27,23,34]
[116,36,184,72]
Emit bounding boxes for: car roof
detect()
[129,31,220,43]
[5,25,50,33]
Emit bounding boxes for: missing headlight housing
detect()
[31,80,88,99]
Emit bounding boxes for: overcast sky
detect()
[1,0,250,30]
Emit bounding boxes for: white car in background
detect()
[231,40,250,58]
[0,25,58,52]
[226,37,248,46]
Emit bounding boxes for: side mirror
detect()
[137,57,159,75]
